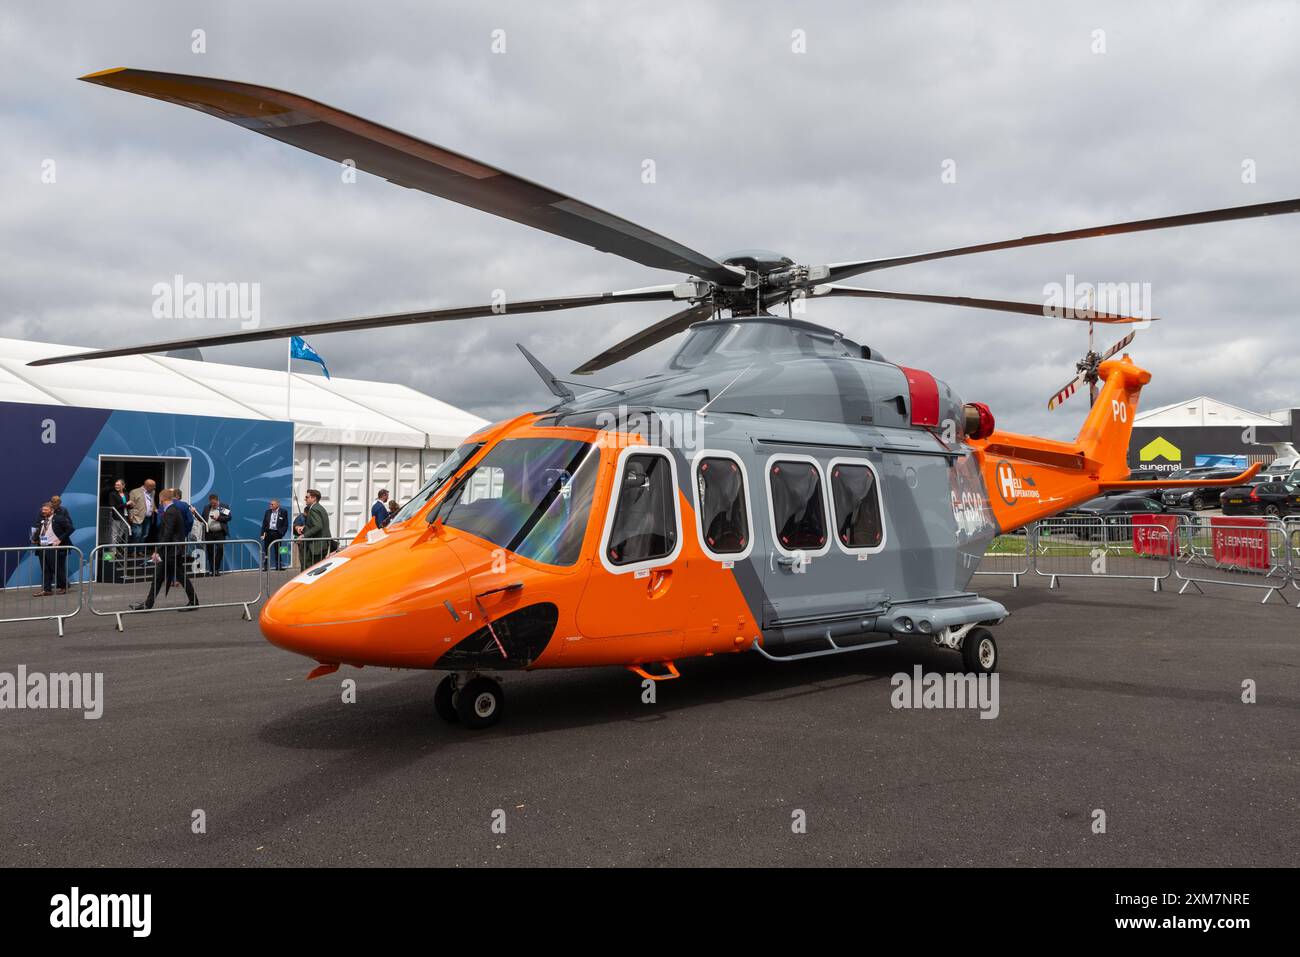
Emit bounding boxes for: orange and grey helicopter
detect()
[35,68,1289,727]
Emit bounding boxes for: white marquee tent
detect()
[1133,395,1284,429]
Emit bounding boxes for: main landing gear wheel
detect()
[961,627,998,675]
[434,674,459,724]
[456,676,505,729]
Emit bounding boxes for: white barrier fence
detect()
[1031,516,1175,592]
[0,545,85,636]
[979,514,1298,602]
[1174,517,1292,605]
[86,538,267,631]
[971,531,1030,586]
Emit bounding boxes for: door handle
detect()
[646,568,672,598]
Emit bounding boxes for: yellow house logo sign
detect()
[1139,436,1181,463]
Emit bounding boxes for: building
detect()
[0,337,488,581]
[1129,396,1300,473]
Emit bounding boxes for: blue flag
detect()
[290,336,330,379]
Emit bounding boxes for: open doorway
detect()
[96,456,191,580]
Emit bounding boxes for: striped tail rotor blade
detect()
[1100,330,1137,361]
[1047,374,1085,411]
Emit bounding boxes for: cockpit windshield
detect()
[389,441,485,524]
[430,437,597,566]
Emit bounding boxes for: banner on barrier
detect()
[1210,516,1270,570]
[1131,514,1178,557]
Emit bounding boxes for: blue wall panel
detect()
[1,401,293,585]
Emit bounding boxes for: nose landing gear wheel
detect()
[455,676,505,729]
[961,627,998,675]
[434,674,459,724]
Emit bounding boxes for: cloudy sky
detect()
[3,0,1298,438]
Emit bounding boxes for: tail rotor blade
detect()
[1048,373,1087,411]
[1100,330,1137,361]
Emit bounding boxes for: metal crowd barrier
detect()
[1174,518,1292,605]
[1287,518,1300,602]
[973,529,1031,586]
[0,545,85,636]
[1030,516,1174,592]
[87,538,266,631]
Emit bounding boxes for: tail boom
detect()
[965,355,1245,531]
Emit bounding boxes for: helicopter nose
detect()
[259,533,468,669]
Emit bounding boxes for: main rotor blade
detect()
[825,197,1300,282]
[812,285,1153,323]
[27,286,682,367]
[571,302,713,375]
[80,68,741,287]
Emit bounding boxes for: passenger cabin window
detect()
[696,456,749,556]
[607,453,677,566]
[829,462,884,549]
[769,460,827,551]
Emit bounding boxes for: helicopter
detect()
[32,68,1285,728]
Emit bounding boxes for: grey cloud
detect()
[3,0,1297,439]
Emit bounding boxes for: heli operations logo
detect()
[995,461,1040,506]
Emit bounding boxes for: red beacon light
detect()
[963,402,996,440]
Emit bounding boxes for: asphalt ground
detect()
[0,570,1295,867]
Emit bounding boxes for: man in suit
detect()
[127,479,157,543]
[31,500,74,596]
[370,489,391,528]
[130,489,198,611]
[260,498,289,570]
[300,489,333,568]
[201,493,231,576]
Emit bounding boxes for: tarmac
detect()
[0,569,1296,867]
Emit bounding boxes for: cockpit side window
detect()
[393,441,484,524]
[695,454,751,558]
[605,451,679,568]
[434,438,594,566]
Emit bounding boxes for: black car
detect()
[1219,481,1300,517]
[1135,466,1217,499]
[1159,468,1242,510]
[1124,467,1173,483]
[1044,495,1194,542]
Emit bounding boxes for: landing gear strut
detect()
[933,623,999,675]
[434,673,506,729]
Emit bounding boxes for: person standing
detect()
[31,501,74,596]
[127,479,157,544]
[370,489,391,528]
[103,479,130,541]
[202,493,231,576]
[301,489,332,568]
[129,489,198,611]
[260,498,289,570]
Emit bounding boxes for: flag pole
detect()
[286,338,292,420]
